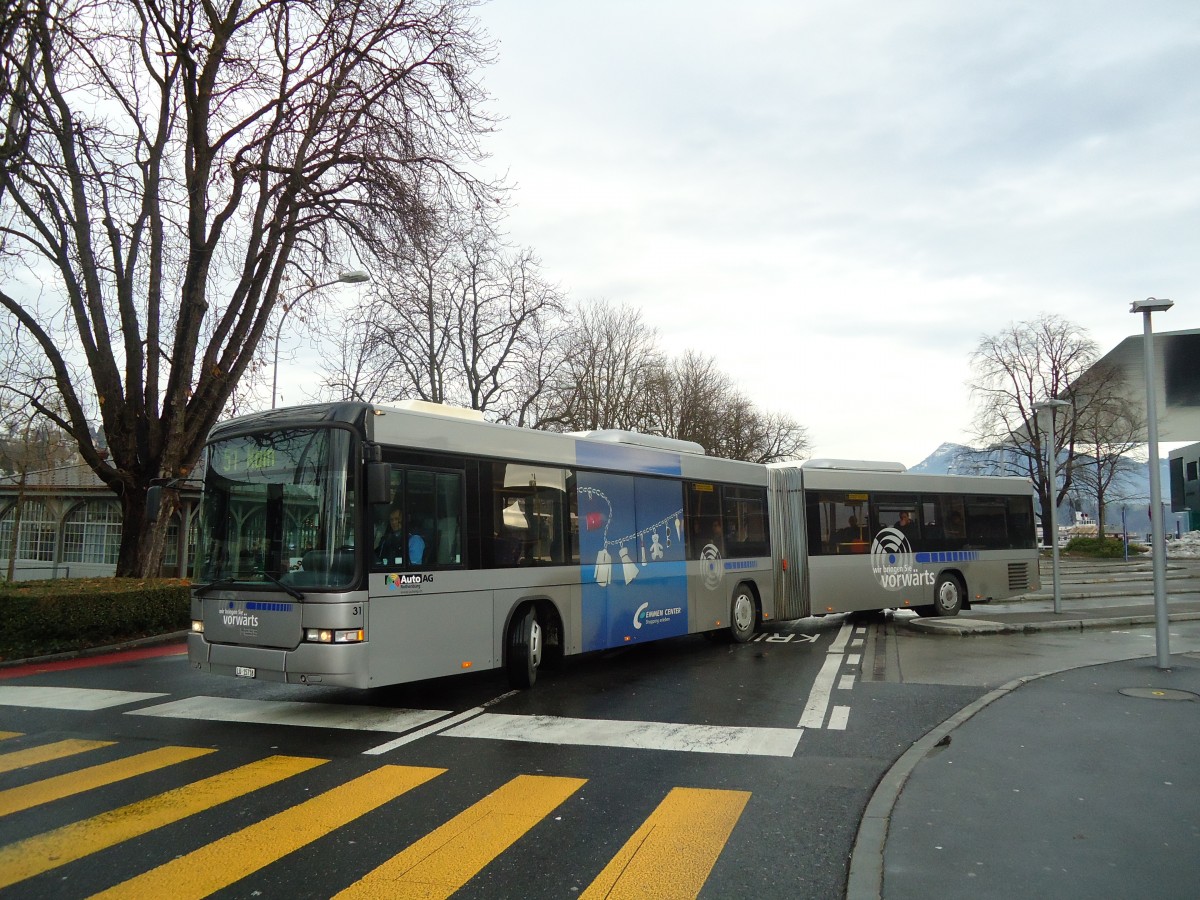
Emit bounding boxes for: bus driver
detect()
[377,507,425,566]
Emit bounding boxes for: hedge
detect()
[1062,536,1147,558]
[0,577,190,661]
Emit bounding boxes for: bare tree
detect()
[651,350,729,445]
[0,0,496,574]
[966,314,1141,546]
[650,350,809,462]
[504,309,571,429]
[543,301,665,433]
[320,216,568,422]
[1071,367,1145,534]
[738,408,811,464]
[316,309,390,404]
[360,218,462,405]
[321,296,809,462]
[454,242,567,418]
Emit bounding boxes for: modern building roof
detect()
[1071,327,1200,442]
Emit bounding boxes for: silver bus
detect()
[186,401,1038,689]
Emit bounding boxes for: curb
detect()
[901,611,1200,636]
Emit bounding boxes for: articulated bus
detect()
[185,400,1039,689]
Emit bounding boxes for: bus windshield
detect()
[196,427,358,589]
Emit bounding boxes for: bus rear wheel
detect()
[928,573,964,617]
[730,584,758,642]
[506,605,542,689]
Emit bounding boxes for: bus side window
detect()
[723,486,769,557]
[489,463,571,567]
[685,482,722,559]
[805,497,824,556]
[371,466,465,569]
[493,495,523,566]
[940,496,967,549]
[432,471,464,565]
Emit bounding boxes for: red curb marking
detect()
[0,642,186,680]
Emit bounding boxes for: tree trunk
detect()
[4,470,25,583]
[115,482,173,578]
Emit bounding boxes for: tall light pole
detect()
[271,269,371,408]
[1131,296,1173,670]
[1034,398,1071,614]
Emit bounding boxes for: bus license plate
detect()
[234,666,256,678]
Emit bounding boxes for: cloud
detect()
[456,0,1200,465]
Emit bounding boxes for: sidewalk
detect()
[903,557,1200,635]
[849,560,1200,898]
[902,599,1200,635]
[848,654,1200,899]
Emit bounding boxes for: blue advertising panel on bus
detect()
[578,471,688,651]
[575,440,683,476]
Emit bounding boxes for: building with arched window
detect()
[0,461,199,581]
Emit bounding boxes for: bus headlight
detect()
[305,628,364,644]
[191,620,205,633]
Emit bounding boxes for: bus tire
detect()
[506,605,542,689]
[540,606,565,669]
[730,583,758,643]
[932,573,964,617]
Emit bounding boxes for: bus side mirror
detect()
[366,461,390,505]
[146,485,163,524]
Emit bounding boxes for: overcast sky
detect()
[461,0,1199,466]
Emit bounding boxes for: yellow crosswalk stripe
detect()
[0,754,324,890]
[335,774,586,899]
[0,738,113,774]
[581,787,751,900]
[0,745,215,818]
[0,732,22,741]
[93,764,445,900]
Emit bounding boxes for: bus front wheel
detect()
[730,584,758,642]
[506,605,542,689]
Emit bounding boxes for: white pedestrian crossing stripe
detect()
[130,695,449,733]
[443,713,802,757]
[0,686,167,711]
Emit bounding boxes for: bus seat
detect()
[333,548,355,578]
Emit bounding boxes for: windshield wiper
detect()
[194,579,239,597]
[195,574,305,601]
[262,570,306,601]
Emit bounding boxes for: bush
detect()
[0,577,190,661]
[1063,535,1144,558]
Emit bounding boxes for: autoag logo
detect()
[870,527,935,591]
[385,573,433,591]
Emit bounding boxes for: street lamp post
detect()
[1131,296,1173,670]
[271,269,371,408]
[1033,398,1071,614]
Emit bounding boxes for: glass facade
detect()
[0,500,57,561]
[62,500,122,564]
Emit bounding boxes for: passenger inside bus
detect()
[834,515,868,553]
[895,511,919,541]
